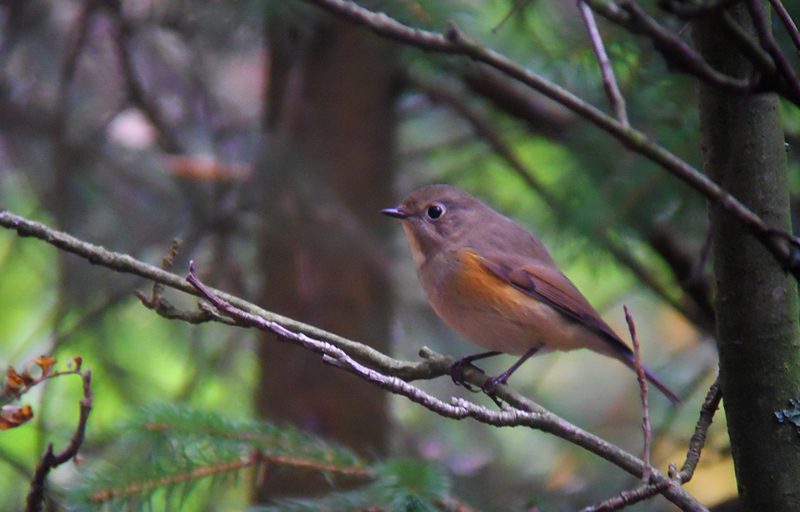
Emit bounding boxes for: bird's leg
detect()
[482,346,541,397]
[450,351,502,392]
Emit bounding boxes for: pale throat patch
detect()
[402,222,427,269]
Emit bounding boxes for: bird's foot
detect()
[450,358,486,393]
[480,376,504,396]
[480,377,508,408]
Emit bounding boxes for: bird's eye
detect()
[426,204,445,220]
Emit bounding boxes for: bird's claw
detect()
[452,360,508,405]
[481,377,510,407]
[450,359,485,392]
[480,376,502,396]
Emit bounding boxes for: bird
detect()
[382,184,680,404]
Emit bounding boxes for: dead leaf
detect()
[34,356,56,376]
[0,404,33,430]
[3,366,33,395]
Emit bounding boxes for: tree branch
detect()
[624,307,652,483]
[25,371,93,512]
[0,210,433,381]
[579,1,629,126]
[674,376,722,484]
[745,0,800,103]
[581,480,670,512]
[769,0,800,52]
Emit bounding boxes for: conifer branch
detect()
[77,406,371,507]
[87,454,260,503]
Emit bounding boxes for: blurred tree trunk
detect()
[251,11,397,501]
[692,3,800,509]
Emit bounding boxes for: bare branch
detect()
[746,0,800,103]
[580,481,671,512]
[0,210,435,381]
[25,371,93,512]
[624,307,652,484]
[298,0,800,284]
[579,1,629,126]
[769,0,800,52]
[616,1,762,93]
[674,376,722,484]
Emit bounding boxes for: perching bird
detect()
[383,184,680,404]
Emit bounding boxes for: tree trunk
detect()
[692,3,800,509]
[251,12,397,501]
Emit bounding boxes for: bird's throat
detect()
[402,223,427,269]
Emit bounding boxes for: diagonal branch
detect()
[674,376,722,484]
[624,307,653,483]
[0,209,433,381]
[298,0,800,283]
[579,1,629,126]
[745,0,800,103]
[769,0,800,52]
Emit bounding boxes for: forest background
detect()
[2,0,800,510]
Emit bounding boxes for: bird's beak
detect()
[381,207,408,219]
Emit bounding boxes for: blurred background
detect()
[4,0,793,509]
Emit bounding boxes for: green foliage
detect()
[65,406,461,512]
[66,405,370,511]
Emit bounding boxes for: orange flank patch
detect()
[453,250,523,314]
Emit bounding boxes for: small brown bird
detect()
[383,184,680,404]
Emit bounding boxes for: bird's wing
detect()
[475,251,634,358]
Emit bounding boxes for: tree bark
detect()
[692,3,800,509]
[252,12,396,501]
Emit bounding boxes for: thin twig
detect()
[581,481,671,512]
[298,0,800,283]
[746,0,800,105]
[584,0,762,94]
[674,375,722,483]
[624,306,651,483]
[579,1,629,126]
[0,210,436,381]
[25,371,92,512]
[492,0,533,33]
[769,0,800,52]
